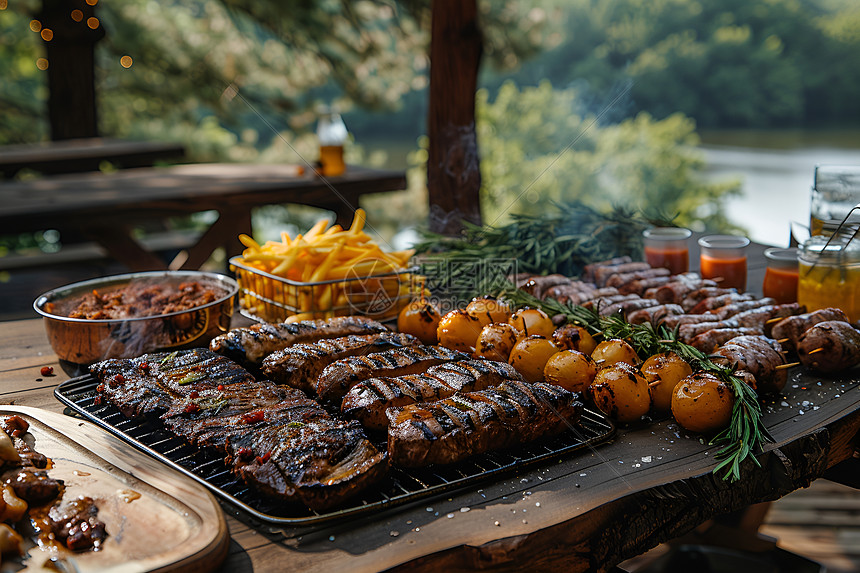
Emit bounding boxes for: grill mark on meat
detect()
[689,327,764,353]
[681,287,738,311]
[316,345,469,403]
[593,262,652,286]
[582,256,633,282]
[627,304,684,325]
[387,380,583,467]
[797,320,860,372]
[209,316,388,365]
[712,335,787,394]
[689,292,757,315]
[93,348,388,511]
[260,332,418,393]
[341,360,522,430]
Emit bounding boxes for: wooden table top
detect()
[0,163,407,232]
[0,163,408,272]
[2,308,858,571]
[0,137,186,177]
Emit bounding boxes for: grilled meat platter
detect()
[87,316,592,514]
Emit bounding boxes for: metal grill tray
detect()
[55,374,615,528]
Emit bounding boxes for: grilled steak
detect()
[209,316,388,365]
[387,380,583,467]
[342,359,524,430]
[260,332,419,393]
[93,348,388,511]
[316,345,469,403]
[91,349,258,418]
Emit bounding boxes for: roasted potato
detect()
[397,299,442,345]
[466,296,512,325]
[509,335,559,383]
[671,372,734,434]
[588,362,651,423]
[437,309,485,353]
[509,308,555,338]
[475,322,520,362]
[544,349,597,393]
[591,339,639,368]
[552,324,597,355]
[640,352,693,414]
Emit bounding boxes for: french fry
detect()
[235,209,418,321]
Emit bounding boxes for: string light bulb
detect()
[36,58,49,70]
[71,9,83,22]
[29,19,41,32]
[40,28,53,41]
[120,55,133,68]
[86,16,99,29]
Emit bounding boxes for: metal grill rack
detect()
[56,374,615,528]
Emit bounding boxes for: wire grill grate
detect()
[56,374,615,528]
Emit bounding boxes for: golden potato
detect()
[591,339,639,368]
[552,324,597,355]
[509,336,559,383]
[509,308,555,338]
[397,299,442,344]
[588,363,651,423]
[640,352,693,414]
[475,322,520,362]
[544,350,597,393]
[466,296,512,325]
[437,309,484,353]
[671,372,735,434]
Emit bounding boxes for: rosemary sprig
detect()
[495,283,773,482]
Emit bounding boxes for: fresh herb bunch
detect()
[497,283,773,482]
[414,202,672,278]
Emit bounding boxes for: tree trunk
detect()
[427,0,483,235]
[38,0,104,140]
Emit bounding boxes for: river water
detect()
[700,131,860,247]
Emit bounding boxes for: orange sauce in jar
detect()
[700,255,747,291]
[763,266,799,304]
[644,246,688,275]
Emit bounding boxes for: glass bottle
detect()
[316,109,348,177]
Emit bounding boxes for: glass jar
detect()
[698,235,750,291]
[762,247,798,304]
[316,109,348,177]
[798,235,860,322]
[809,164,860,236]
[643,227,691,275]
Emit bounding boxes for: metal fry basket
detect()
[229,256,421,323]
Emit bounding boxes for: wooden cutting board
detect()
[1,406,230,572]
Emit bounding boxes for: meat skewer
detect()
[581,256,633,282]
[797,320,860,373]
[209,316,388,365]
[689,327,764,353]
[627,304,685,325]
[387,380,583,467]
[711,335,788,394]
[260,332,419,393]
[688,292,757,315]
[771,308,851,351]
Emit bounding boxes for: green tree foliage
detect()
[476,81,741,232]
[483,0,860,128]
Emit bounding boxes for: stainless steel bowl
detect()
[34,271,238,365]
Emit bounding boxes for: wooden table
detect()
[0,137,186,178]
[3,251,860,572]
[0,163,407,272]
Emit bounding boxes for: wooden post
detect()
[38,0,104,140]
[427,0,483,235]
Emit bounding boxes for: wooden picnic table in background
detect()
[0,137,186,178]
[0,163,407,272]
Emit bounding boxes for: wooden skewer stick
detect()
[807,347,825,355]
[776,338,790,344]
[775,362,801,370]
[766,316,785,324]
[648,380,662,387]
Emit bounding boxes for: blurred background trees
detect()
[2,0,859,249]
